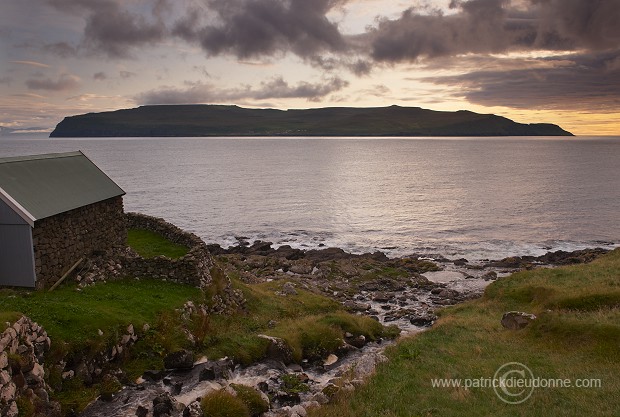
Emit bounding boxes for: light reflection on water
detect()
[1,136,619,260]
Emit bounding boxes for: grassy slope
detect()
[198,274,399,366]
[0,279,201,349]
[310,249,620,417]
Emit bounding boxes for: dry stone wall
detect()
[32,196,126,290]
[0,316,59,417]
[123,212,213,288]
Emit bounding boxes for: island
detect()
[49,104,573,137]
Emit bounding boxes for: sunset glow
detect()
[1,0,619,135]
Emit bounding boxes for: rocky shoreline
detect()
[78,241,609,417]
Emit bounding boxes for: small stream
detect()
[80,262,503,417]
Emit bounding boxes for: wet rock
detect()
[248,241,275,255]
[482,271,498,281]
[304,247,349,262]
[335,343,358,357]
[486,248,609,269]
[163,349,194,370]
[372,292,392,303]
[183,400,203,417]
[171,381,183,395]
[437,289,459,299]
[410,314,437,327]
[276,390,301,406]
[453,258,469,266]
[345,335,366,349]
[342,301,371,312]
[259,335,294,365]
[198,359,234,381]
[152,393,174,417]
[275,245,305,260]
[143,369,165,381]
[410,274,436,289]
[501,312,537,330]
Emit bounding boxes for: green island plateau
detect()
[49,105,573,137]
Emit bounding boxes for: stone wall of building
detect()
[123,212,213,288]
[32,196,126,290]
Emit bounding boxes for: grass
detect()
[0,279,200,353]
[0,278,201,414]
[201,389,250,417]
[126,228,189,259]
[200,275,399,365]
[310,248,620,417]
[0,259,399,414]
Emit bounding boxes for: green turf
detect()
[310,249,620,417]
[126,228,189,259]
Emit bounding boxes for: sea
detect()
[2,135,619,261]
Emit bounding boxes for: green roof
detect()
[0,151,125,225]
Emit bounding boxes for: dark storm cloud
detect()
[47,0,167,58]
[423,51,620,110]
[93,72,107,81]
[368,0,532,62]
[172,0,348,59]
[82,4,166,58]
[40,0,620,64]
[532,0,620,50]
[367,0,620,63]
[26,73,81,91]
[135,76,348,104]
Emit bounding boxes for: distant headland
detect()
[49,104,573,137]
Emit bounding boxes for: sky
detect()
[1,0,619,135]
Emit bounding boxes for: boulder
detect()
[410,313,437,327]
[136,406,148,417]
[258,335,294,365]
[182,400,203,417]
[342,301,371,312]
[198,359,234,381]
[453,258,469,266]
[372,292,392,303]
[142,369,165,381]
[501,311,537,330]
[346,335,366,349]
[481,271,498,281]
[163,349,194,370]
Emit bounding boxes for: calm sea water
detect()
[2,135,619,260]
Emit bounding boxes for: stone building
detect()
[0,151,126,288]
